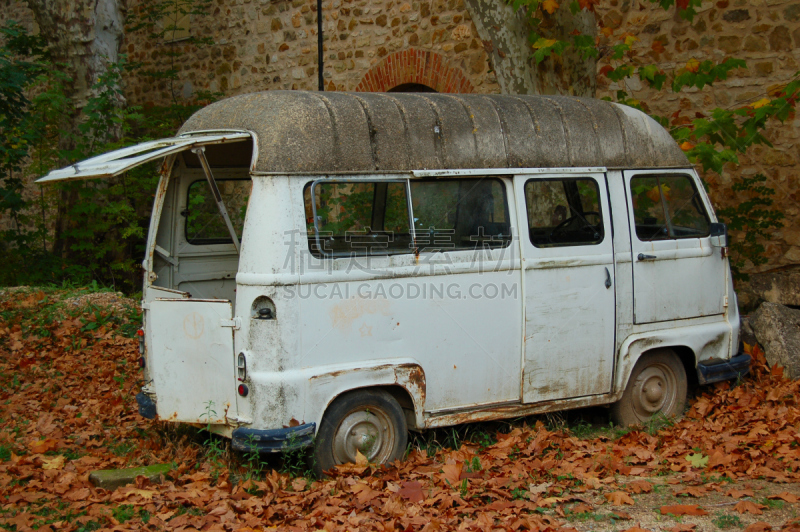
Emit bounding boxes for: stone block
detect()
[750,302,800,379]
[89,464,171,491]
[769,25,792,50]
[718,35,742,53]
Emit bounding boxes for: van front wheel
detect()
[313,389,408,477]
[611,349,687,427]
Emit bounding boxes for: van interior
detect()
[150,139,253,304]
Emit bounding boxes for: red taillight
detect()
[238,384,249,397]
[138,356,145,368]
[136,329,144,337]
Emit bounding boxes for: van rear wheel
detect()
[611,349,687,427]
[313,389,407,478]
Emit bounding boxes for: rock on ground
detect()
[750,302,800,379]
[737,267,800,313]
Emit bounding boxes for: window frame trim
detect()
[523,176,607,249]
[628,172,711,242]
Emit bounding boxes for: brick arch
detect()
[354,49,474,94]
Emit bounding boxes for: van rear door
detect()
[37,131,253,425]
[625,169,727,323]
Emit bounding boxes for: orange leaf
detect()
[685,58,700,73]
[29,438,58,454]
[768,492,799,503]
[600,27,614,37]
[680,141,694,152]
[543,0,560,14]
[670,525,697,532]
[605,491,635,505]
[660,505,708,516]
[399,480,425,503]
[623,527,653,532]
[734,501,766,515]
[675,486,708,498]
[599,65,614,77]
[744,523,772,532]
[652,41,666,54]
[726,488,755,499]
[627,480,653,494]
[578,0,599,11]
[439,463,462,486]
[613,511,633,519]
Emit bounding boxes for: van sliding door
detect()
[515,173,616,403]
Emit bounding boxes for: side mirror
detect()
[709,222,728,248]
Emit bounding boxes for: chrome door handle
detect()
[604,267,612,289]
[637,253,657,261]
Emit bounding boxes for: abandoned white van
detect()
[39,91,749,473]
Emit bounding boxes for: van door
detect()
[36,130,254,425]
[515,173,616,402]
[147,298,238,423]
[624,170,726,324]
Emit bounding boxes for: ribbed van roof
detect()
[179,91,688,173]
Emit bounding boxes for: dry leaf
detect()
[727,488,756,498]
[355,450,368,467]
[734,500,766,515]
[668,525,697,532]
[627,480,653,494]
[744,523,772,532]
[675,486,707,497]
[660,505,708,516]
[542,0,559,14]
[398,481,424,503]
[41,455,65,470]
[605,491,635,505]
[768,492,798,503]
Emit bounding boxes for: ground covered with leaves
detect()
[0,287,799,532]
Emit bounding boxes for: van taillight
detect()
[238,384,249,397]
[137,329,144,355]
[237,352,247,381]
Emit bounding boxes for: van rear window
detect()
[630,174,709,241]
[185,178,250,245]
[303,178,512,258]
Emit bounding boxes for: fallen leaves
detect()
[735,500,768,515]
[1,288,800,531]
[660,504,709,516]
[605,491,635,505]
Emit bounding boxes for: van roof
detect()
[179,91,688,174]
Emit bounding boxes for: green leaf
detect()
[685,453,709,468]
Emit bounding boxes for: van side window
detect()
[525,178,604,247]
[410,178,511,251]
[304,181,412,257]
[630,175,710,241]
[185,178,250,245]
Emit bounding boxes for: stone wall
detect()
[3,0,800,273]
[595,0,800,272]
[122,0,500,105]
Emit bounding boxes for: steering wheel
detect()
[549,211,601,242]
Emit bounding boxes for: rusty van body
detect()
[38,91,749,473]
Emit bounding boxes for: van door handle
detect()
[637,253,657,261]
[604,267,612,289]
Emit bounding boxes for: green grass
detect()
[712,513,743,529]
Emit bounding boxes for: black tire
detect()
[610,349,688,427]
[312,389,408,478]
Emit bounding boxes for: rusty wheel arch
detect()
[321,384,419,430]
[636,345,699,393]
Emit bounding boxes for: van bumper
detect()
[696,353,751,385]
[136,392,157,419]
[231,423,316,453]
